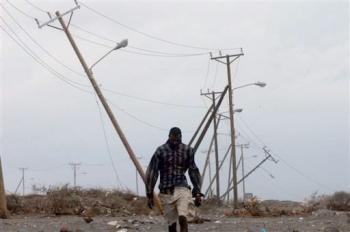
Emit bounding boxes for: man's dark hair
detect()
[169,127,181,136]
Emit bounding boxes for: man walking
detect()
[145,127,203,232]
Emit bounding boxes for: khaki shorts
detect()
[158,187,193,225]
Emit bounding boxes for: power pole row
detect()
[211,51,244,209]
[200,89,225,205]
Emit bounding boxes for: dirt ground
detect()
[0,210,349,232]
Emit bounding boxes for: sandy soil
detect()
[0,210,349,232]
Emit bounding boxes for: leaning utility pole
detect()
[220,149,277,199]
[200,89,224,205]
[211,50,244,209]
[0,157,8,218]
[69,162,81,188]
[35,4,164,213]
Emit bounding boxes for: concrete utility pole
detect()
[69,163,81,188]
[211,50,244,209]
[200,89,224,205]
[18,168,27,196]
[35,5,165,213]
[0,157,8,218]
[135,168,139,195]
[238,144,249,200]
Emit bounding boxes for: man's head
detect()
[168,127,182,147]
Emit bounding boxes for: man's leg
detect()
[159,193,178,232]
[174,188,192,232]
[168,222,177,232]
[178,215,188,232]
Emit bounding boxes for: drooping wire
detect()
[5,0,35,19]
[70,23,210,57]
[107,98,195,133]
[94,94,125,189]
[2,1,204,133]
[106,100,169,132]
[1,4,86,78]
[3,3,210,109]
[0,22,92,94]
[104,89,205,109]
[202,58,211,90]
[19,0,211,57]
[211,62,219,89]
[236,115,334,192]
[24,0,46,13]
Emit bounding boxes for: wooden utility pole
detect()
[192,85,228,154]
[0,158,8,218]
[53,11,165,212]
[211,51,244,208]
[35,6,164,213]
[201,90,224,205]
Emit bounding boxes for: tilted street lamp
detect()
[233,81,267,90]
[90,39,128,70]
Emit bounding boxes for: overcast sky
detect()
[1,0,349,201]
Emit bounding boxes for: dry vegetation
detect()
[6,185,153,217]
[5,186,350,219]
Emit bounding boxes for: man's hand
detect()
[147,193,154,209]
[194,193,203,207]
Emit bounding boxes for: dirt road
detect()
[0,210,349,232]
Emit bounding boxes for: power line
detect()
[202,58,211,90]
[94,95,125,189]
[0,22,92,94]
[211,62,219,89]
[104,89,205,109]
[79,1,241,51]
[1,10,207,109]
[107,100,169,132]
[18,0,211,57]
[5,0,35,19]
[4,1,217,109]
[1,22,206,131]
[3,1,208,133]
[70,23,210,57]
[24,0,46,13]
[1,4,86,78]
[236,115,334,192]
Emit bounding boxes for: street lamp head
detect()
[114,39,128,50]
[233,108,243,113]
[255,81,266,87]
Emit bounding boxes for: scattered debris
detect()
[107,220,120,227]
[323,226,340,232]
[82,215,93,223]
[59,225,71,232]
[117,229,128,232]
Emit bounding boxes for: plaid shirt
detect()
[145,141,201,196]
